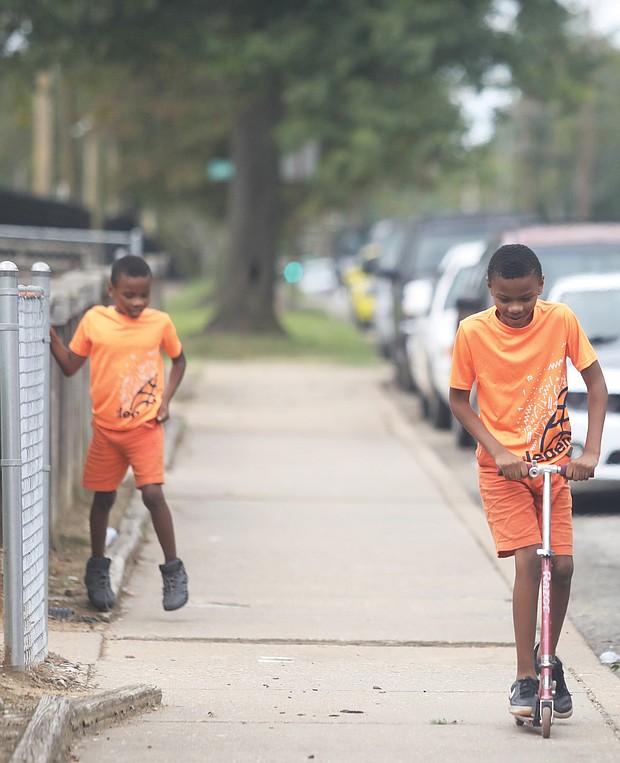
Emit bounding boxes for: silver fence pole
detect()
[0,261,24,669]
[31,262,51,657]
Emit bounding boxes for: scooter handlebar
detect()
[497,463,568,478]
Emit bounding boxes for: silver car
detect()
[404,240,485,429]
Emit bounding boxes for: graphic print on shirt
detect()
[116,349,159,420]
[520,357,571,463]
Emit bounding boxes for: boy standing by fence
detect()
[449,244,607,719]
[50,255,188,612]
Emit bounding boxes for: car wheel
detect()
[393,347,416,391]
[417,389,430,419]
[454,418,476,448]
[428,388,452,430]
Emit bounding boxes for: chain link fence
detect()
[1,262,51,669]
[0,226,168,669]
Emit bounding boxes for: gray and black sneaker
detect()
[534,643,573,718]
[509,676,538,717]
[160,558,189,611]
[84,556,116,612]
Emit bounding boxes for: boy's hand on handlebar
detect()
[566,453,598,481]
[496,452,529,481]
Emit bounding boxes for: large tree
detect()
[7,1,573,332]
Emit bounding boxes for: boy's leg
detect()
[84,490,117,612]
[550,554,574,651]
[129,421,174,561]
[533,554,574,718]
[140,483,188,612]
[513,545,541,679]
[507,544,543,716]
[513,550,573,674]
[140,483,177,562]
[131,423,187,610]
[90,490,117,557]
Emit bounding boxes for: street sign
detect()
[206,159,234,182]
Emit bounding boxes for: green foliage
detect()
[165,278,380,364]
[7,0,527,216]
[508,1,601,106]
[7,0,611,295]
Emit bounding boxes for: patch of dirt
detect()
[46,481,133,621]
[0,481,134,762]
[0,650,91,763]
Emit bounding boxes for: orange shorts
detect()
[478,463,573,558]
[83,419,165,492]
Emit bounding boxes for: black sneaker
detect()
[160,558,189,611]
[534,643,573,718]
[509,676,538,717]
[84,556,116,611]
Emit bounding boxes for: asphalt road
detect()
[384,378,620,664]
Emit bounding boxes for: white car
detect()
[548,273,620,492]
[297,257,339,295]
[404,240,486,428]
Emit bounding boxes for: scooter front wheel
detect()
[541,705,552,738]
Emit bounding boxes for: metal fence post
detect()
[31,262,51,653]
[0,261,24,669]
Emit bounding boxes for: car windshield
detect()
[378,227,405,271]
[555,286,620,343]
[444,264,480,310]
[407,228,490,280]
[539,243,620,296]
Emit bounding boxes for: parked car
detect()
[341,242,378,327]
[368,220,406,358]
[331,225,371,285]
[453,223,620,448]
[385,213,534,391]
[297,257,339,295]
[548,273,620,493]
[458,223,620,317]
[404,240,486,428]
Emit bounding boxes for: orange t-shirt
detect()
[450,300,597,466]
[70,305,183,431]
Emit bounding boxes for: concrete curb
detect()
[9,684,162,763]
[377,387,620,739]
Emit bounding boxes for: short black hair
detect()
[487,244,542,282]
[110,255,152,285]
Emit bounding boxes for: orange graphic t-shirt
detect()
[450,300,597,466]
[70,305,183,431]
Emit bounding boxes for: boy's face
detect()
[487,272,544,329]
[108,273,152,319]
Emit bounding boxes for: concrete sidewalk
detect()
[44,362,620,760]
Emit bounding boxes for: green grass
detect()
[164,279,381,365]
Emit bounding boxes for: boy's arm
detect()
[49,327,88,377]
[567,360,607,481]
[156,350,187,424]
[449,387,529,480]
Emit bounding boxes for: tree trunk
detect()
[207,78,284,334]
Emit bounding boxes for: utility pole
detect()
[83,125,102,227]
[33,71,54,196]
